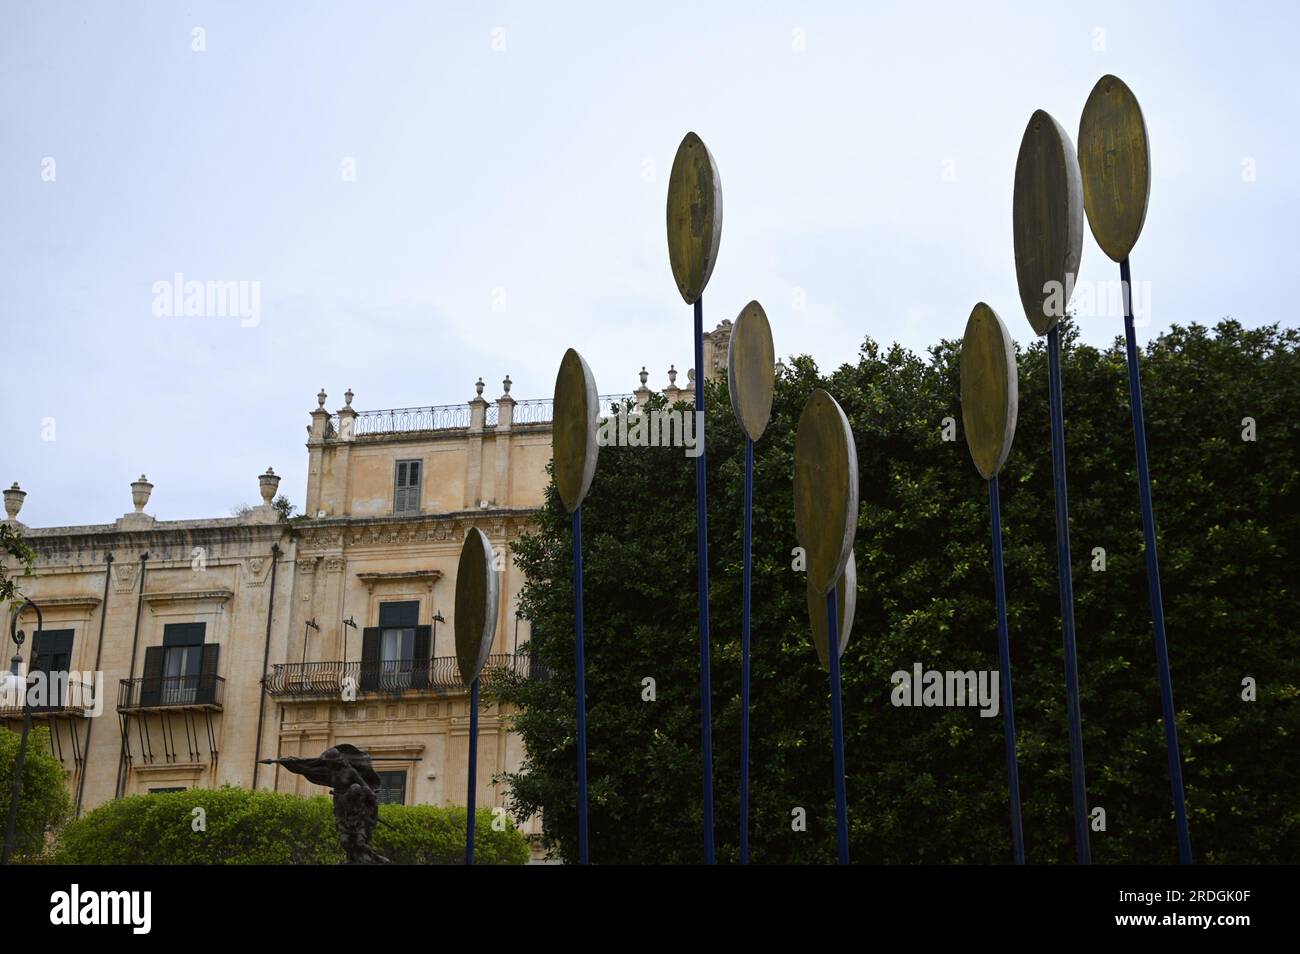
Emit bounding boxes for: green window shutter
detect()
[394,460,421,513]
[376,770,407,805]
[163,622,205,646]
[378,601,420,628]
[197,643,220,704]
[360,627,381,691]
[30,629,75,709]
[412,625,432,689]
[139,645,165,707]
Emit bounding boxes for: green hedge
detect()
[51,786,529,865]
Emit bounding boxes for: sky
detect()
[2,1,1296,528]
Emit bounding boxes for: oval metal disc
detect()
[666,131,723,305]
[1012,109,1085,336]
[1078,74,1151,263]
[793,389,858,595]
[727,300,775,442]
[454,526,499,686]
[552,348,599,513]
[808,549,856,671]
[960,302,1019,480]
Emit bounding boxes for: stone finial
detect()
[3,483,25,522]
[502,375,512,394]
[259,467,281,506]
[639,366,649,386]
[131,475,153,513]
[667,365,677,386]
[687,368,696,386]
[344,388,354,408]
[317,388,327,408]
[475,377,485,397]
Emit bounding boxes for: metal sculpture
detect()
[959,301,1025,864]
[1012,108,1091,864]
[454,526,499,865]
[793,389,859,864]
[259,744,390,864]
[807,550,854,671]
[553,346,600,864]
[1078,74,1191,864]
[667,130,723,863]
[727,299,775,864]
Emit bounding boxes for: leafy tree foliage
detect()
[496,320,1298,864]
[1,523,36,608]
[0,726,72,861]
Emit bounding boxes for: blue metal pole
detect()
[989,475,1025,864]
[573,506,589,865]
[740,436,754,864]
[693,295,716,864]
[1047,325,1091,864]
[465,676,479,865]
[1120,257,1192,865]
[826,588,849,865]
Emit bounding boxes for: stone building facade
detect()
[1,336,729,844]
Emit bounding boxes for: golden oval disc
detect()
[454,526,499,686]
[666,131,723,305]
[808,550,856,671]
[1078,74,1151,263]
[1012,109,1085,336]
[960,302,1019,480]
[793,389,859,595]
[727,300,776,442]
[552,348,599,513]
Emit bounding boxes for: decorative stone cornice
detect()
[131,762,206,776]
[143,589,235,606]
[295,509,538,552]
[356,569,443,594]
[361,741,426,758]
[22,596,103,612]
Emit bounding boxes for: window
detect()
[394,460,421,513]
[376,770,407,805]
[149,787,187,794]
[161,624,204,704]
[379,601,416,689]
[360,602,431,692]
[139,623,219,707]
[29,629,74,711]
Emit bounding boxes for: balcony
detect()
[0,676,99,718]
[327,394,635,439]
[263,654,538,698]
[118,674,225,711]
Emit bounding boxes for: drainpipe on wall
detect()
[114,551,148,800]
[73,552,113,816]
[251,542,280,790]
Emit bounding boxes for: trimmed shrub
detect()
[51,785,529,865]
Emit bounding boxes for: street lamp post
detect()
[431,611,445,670]
[301,618,319,667]
[2,598,43,865]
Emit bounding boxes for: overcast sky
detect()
[2,1,1295,528]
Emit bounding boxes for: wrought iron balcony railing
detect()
[326,395,636,438]
[118,675,225,711]
[263,653,538,698]
[0,677,99,717]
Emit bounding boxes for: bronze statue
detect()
[260,744,390,865]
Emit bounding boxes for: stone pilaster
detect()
[494,376,516,508]
[465,378,488,508]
